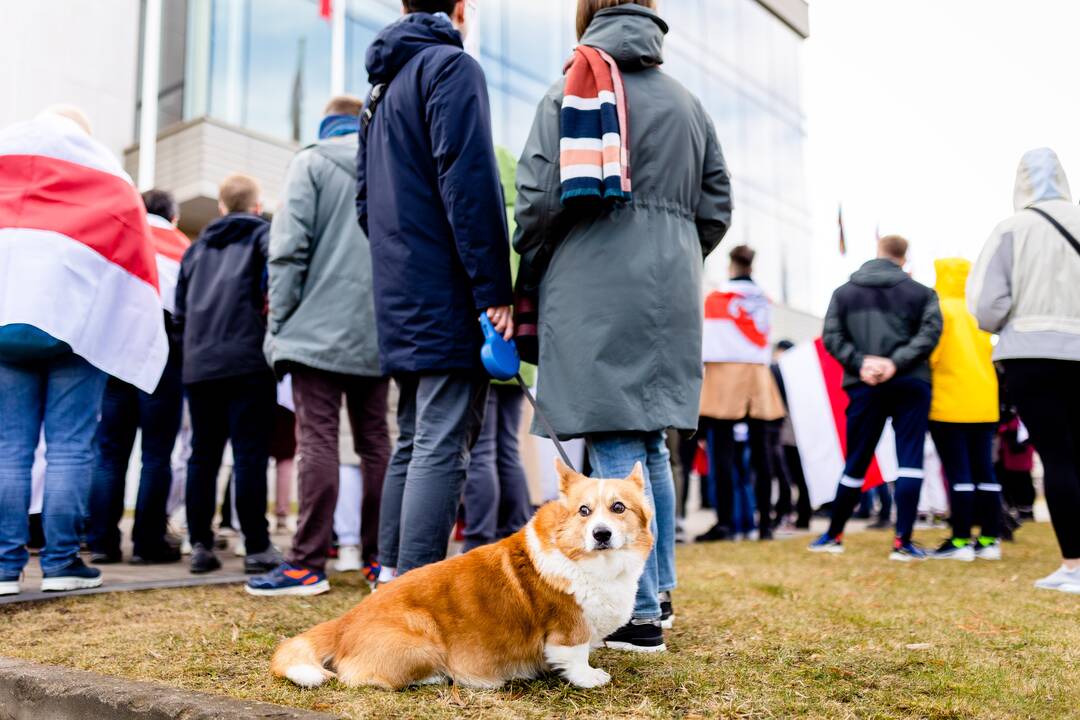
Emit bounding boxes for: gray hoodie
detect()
[265,134,381,377]
[968,147,1080,362]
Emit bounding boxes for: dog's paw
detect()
[568,666,610,689]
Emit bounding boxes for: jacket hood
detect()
[366,12,462,84]
[1014,147,1072,210]
[313,136,359,179]
[580,4,668,70]
[850,258,909,288]
[200,213,267,248]
[934,257,970,300]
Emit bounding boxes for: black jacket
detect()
[174,213,272,384]
[823,258,943,388]
[356,12,512,374]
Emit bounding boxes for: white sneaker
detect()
[375,565,398,588]
[1034,565,1080,591]
[974,540,1002,561]
[0,578,20,596]
[335,545,362,573]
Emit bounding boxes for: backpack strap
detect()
[361,83,388,131]
[1027,206,1080,258]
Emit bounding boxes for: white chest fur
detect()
[526,524,645,642]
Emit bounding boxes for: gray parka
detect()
[265,134,381,377]
[513,5,732,438]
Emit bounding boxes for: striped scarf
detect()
[560,45,631,206]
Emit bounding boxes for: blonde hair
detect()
[576,0,656,39]
[323,95,364,117]
[218,173,261,214]
[42,104,92,135]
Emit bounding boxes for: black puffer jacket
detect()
[174,213,272,384]
[823,258,943,388]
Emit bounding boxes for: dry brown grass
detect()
[1,523,1077,719]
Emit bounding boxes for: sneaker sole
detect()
[1058,583,1080,594]
[244,580,331,597]
[888,552,925,562]
[660,616,674,630]
[0,582,20,596]
[604,640,666,653]
[808,545,844,554]
[41,576,103,592]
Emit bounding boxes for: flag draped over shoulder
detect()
[560,45,631,205]
[702,279,772,365]
[0,114,168,392]
[147,213,189,315]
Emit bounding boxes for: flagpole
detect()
[330,0,346,95]
[138,0,163,191]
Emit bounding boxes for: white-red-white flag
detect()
[702,279,771,365]
[778,338,897,507]
[147,214,189,315]
[0,114,168,392]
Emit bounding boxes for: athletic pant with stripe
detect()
[828,376,931,543]
[928,422,1000,540]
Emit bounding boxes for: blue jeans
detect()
[87,348,183,557]
[462,385,534,551]
[379,372,489,573]
[0,352,106,576]
[586,431,676,621]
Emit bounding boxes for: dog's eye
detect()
[610,502,626,514]
[578,505,591,517]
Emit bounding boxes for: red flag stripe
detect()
[148,216,190,263]
[813,338,884,490]
[0,154,158,289]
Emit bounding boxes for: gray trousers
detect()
[462,385,534,551]
[378,372,488,573]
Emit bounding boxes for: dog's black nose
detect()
[592,527,612,544]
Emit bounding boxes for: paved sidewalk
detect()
[3,522,294,605]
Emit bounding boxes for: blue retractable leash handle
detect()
[479,314,576,471]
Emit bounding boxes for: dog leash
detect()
[479,315,576,472]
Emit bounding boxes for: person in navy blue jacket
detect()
[356,0,513,578]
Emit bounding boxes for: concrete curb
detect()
[0,657,339,720]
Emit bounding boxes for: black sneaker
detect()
[41,558,102,592]
[695,523,732,543]
[130,544,182,565]
[604,619,666,652]
[190,543,222,574]
[89,550,123,564]
[659,592,675,629]
[244,546,285,575]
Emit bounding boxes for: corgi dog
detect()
[271,458,653,690]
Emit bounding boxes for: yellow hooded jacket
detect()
[929,258,999,423]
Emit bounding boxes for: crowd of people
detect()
[0,0,1077,656]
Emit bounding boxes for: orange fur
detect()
[271,460,653,690]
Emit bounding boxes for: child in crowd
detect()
[174,174,281,575]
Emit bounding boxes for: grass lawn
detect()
[1,523,1077,719]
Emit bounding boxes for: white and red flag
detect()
[702,279,771,365]
[0,114,168,392]
[778,338,897,507]
[147,214,189,315]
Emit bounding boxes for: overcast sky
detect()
[802,0,1080,314]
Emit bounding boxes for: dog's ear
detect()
[626,461,645,491]
[555,457,584,498]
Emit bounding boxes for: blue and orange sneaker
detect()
[807,533,844,554]
[889,537,927,562]
[361,561,381,589]
[245,562,329,597]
